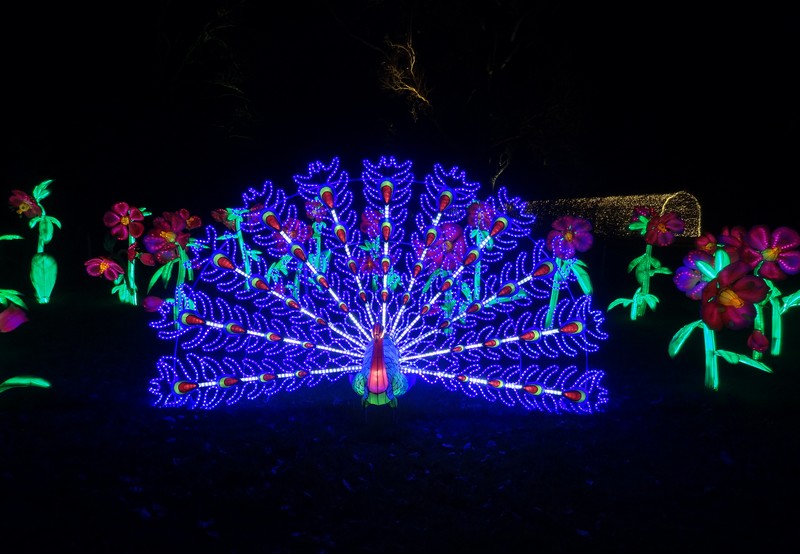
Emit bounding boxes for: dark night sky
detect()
[3,1,799,242]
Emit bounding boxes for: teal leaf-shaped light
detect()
[668,320,704,357]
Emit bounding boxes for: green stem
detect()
[36,209,47,254]
[474,260,481,300]
[545,259,563,329]
[126,234,138,306]
[752,303,765,360]
[236,217,250,288]
[635,244,653,318]
[770,297,782,356]
[703,324,719,391]
[172,247,190,325]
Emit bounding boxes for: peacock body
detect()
[147,155,609,413]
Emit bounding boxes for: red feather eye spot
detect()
[212,252,235,270]
[219,377,239,388]
[451,345,464,353]
[173,381,197,394]
[259,373,276,382]
[563,389,587,403]
[315,274,329,288]
[225,323,246,334]
[290,243,307,262]
[319,186,335,208]
[285,298,299,309]
[520,329,542,342]
[402,293,410,305]
[456,374,467,382]
[523,384,543,396]
[315,317,327,326]
[180,312,205,326]
[262,210,281,231]
[498,283,516,297]
[425,227,438,246]
[295,370,309,378]
[489,216,508,237]
[380,180,394,203]
[334,224,347,243]
[412,262,423,277]
[438,189,453,212]
[488,379,504,388]
[534,261,555,277]
[464,249,479,265]
[483,339,499,348]
[559,321,584,334]
[250,276,269,290]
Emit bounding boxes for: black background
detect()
[4,2,798,227]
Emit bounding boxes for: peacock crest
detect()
[147,155,609,413]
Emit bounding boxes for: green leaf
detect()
[668,320,703,357]
[629,220,647,233]
[713,249,731,272]
[30,252,57,301]
[627,253,647,273]
[652,267,672,276]
[320,249,331,273]
[0,289,28,309]
[715,349,740,364]
[695,260,717,280]
[781,290,800,313]
[634,262,649,285]
[0,375,51,394]
[607,298,633,311]
[40,218,54,244]
[0,234,24,241]
[422,269,440,294]
[572,264,593,295]
[642,294,660,310]
[31,179,54,201]
[148,264,171,293]
[717,350,774,373]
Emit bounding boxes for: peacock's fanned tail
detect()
[147,155,609,413]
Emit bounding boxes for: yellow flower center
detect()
[99,260,110,274]
[564,230,574,242]
[718,287,744,308]
[159,230,177,243]
[762,247,780,262]
[120,215,131,226]
[17,202,31,214]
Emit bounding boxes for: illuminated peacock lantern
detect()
[147,155,609,413]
